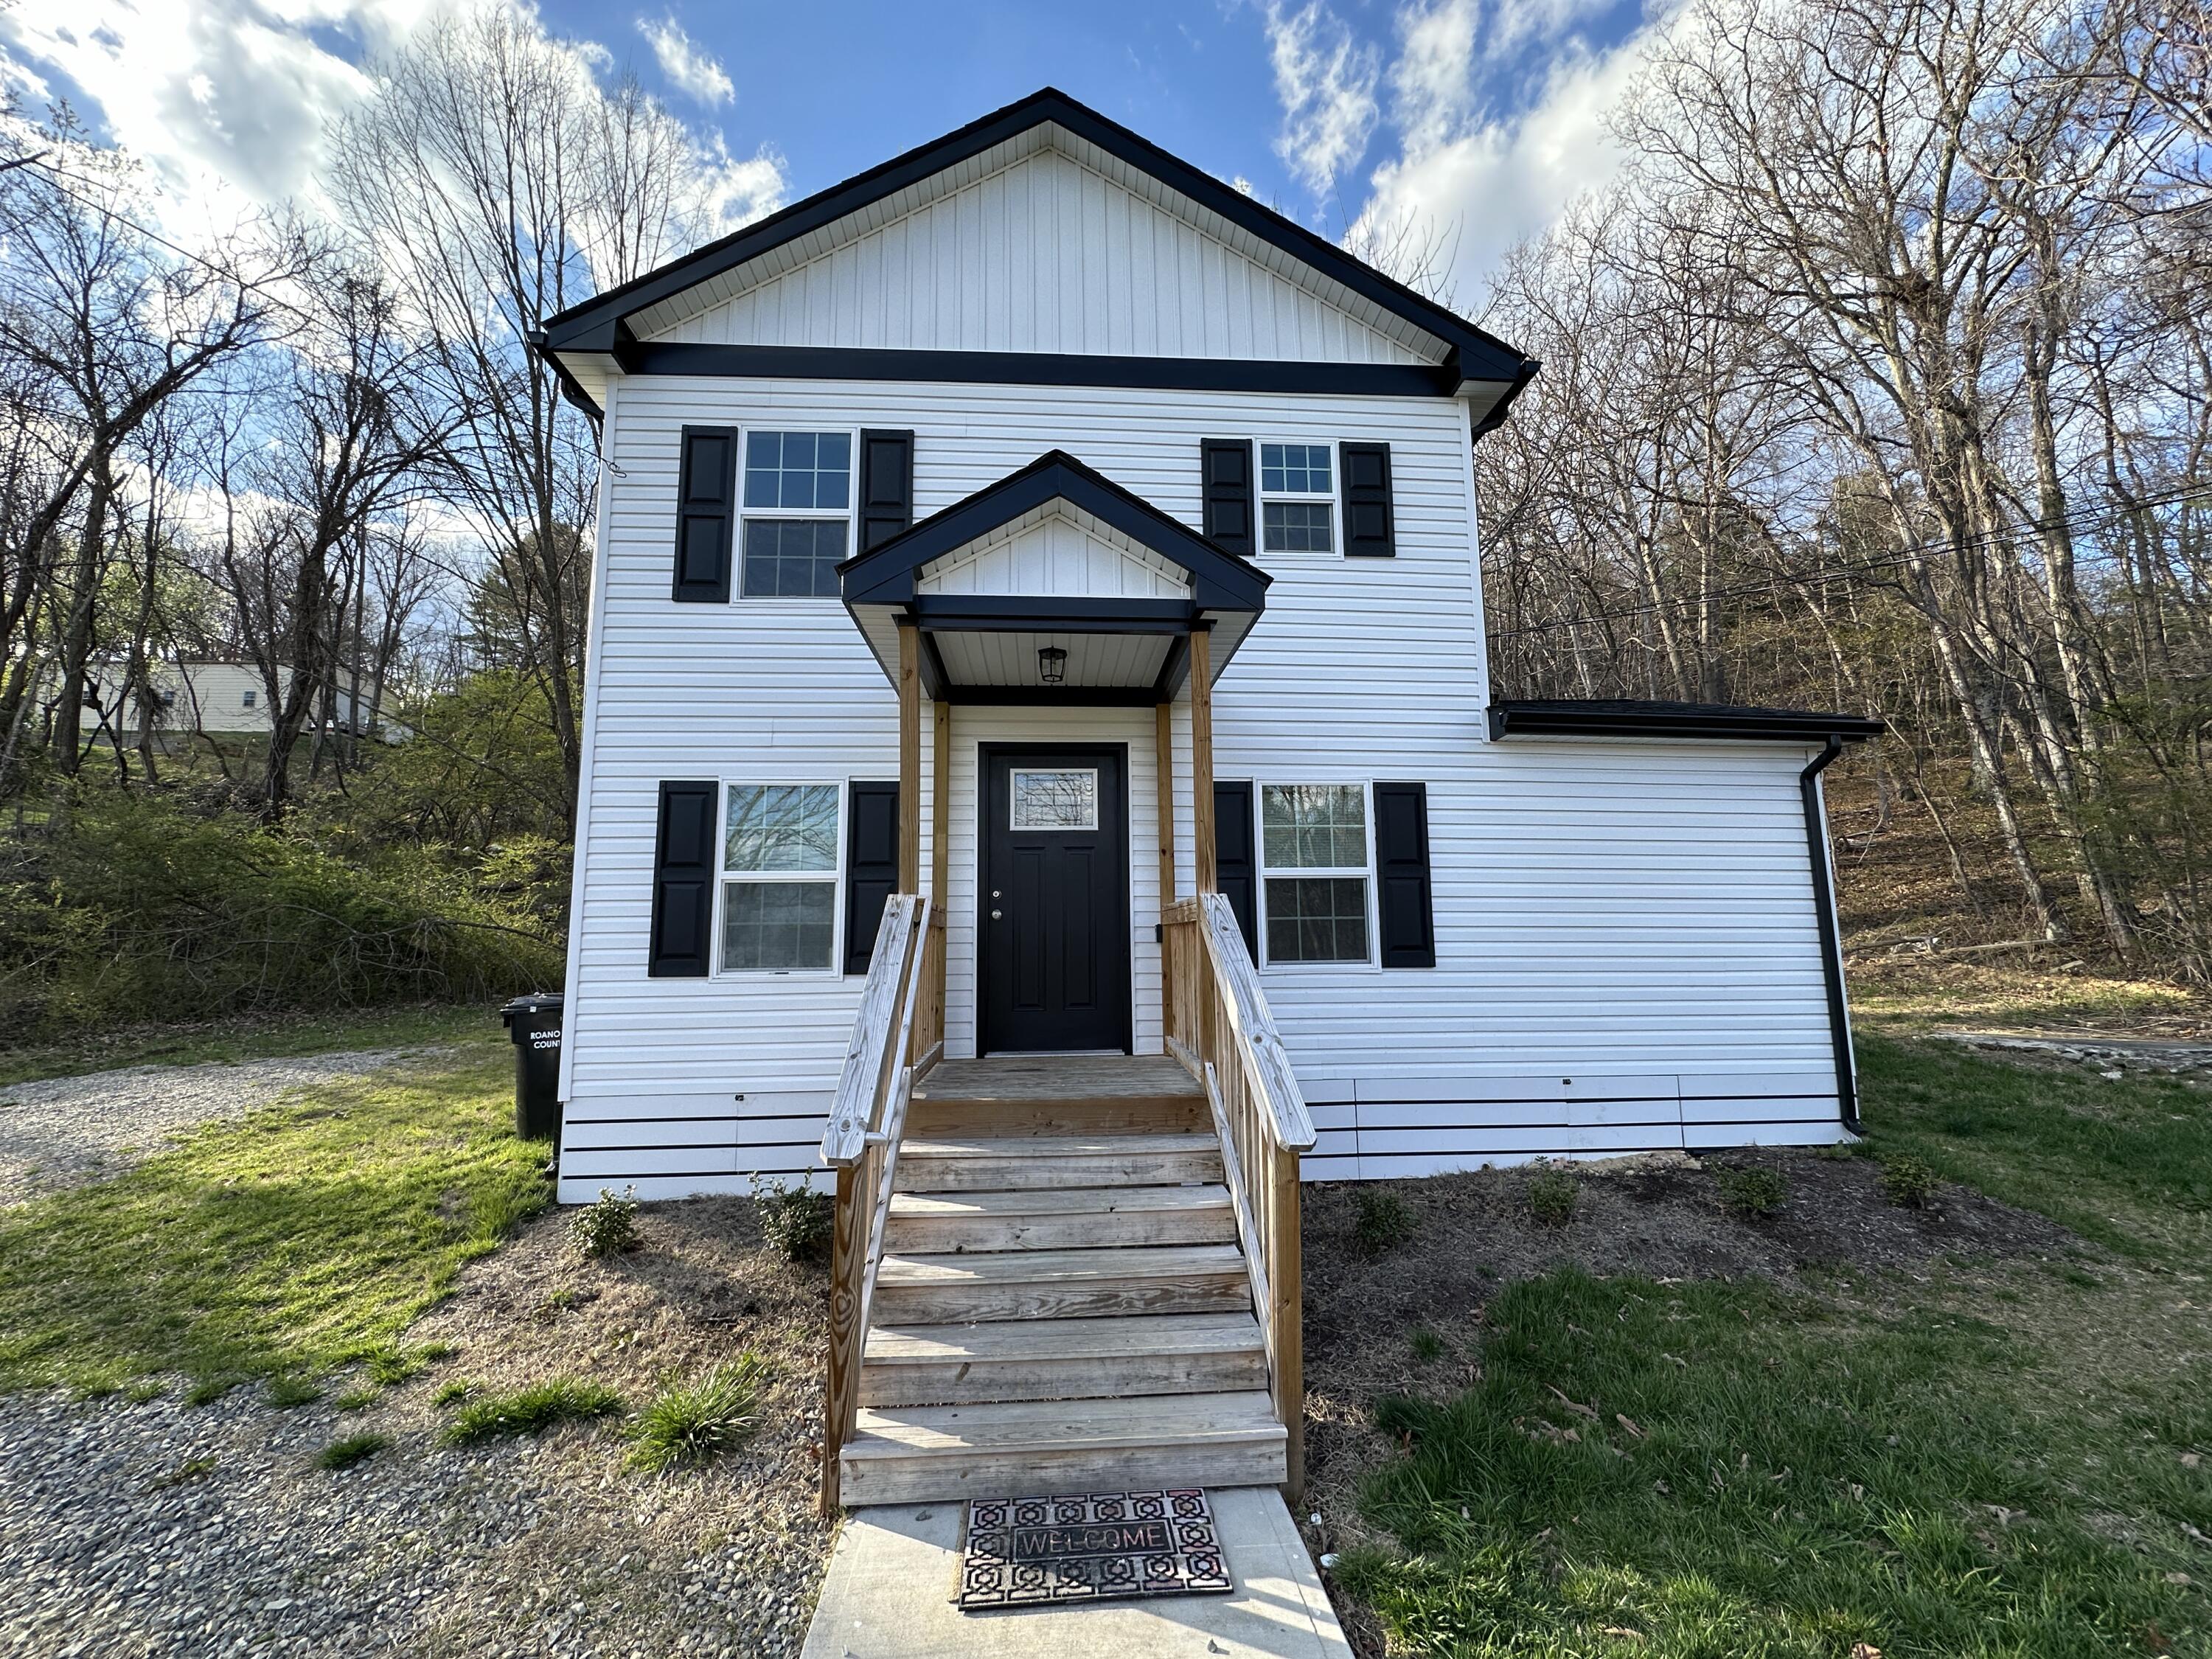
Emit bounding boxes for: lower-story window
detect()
[720,782,839,972]
[1259,782,1372,964]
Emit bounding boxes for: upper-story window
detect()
[241,689,257,708]
[1259,443,1335,554]
[741,431,851,598]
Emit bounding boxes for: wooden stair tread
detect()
[866,1312,1264,1363]
[887,1184,1231,1219]
[878,1243,1245,1285]
[899,1133,1217,1158]
[845,1389,1284,1456]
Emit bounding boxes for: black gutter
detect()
[524,329,605,422]
[1487,700,1887,743]
[1800,735,1860,1133]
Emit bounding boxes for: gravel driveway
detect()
[0,1048,444,1206]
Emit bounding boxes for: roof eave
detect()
[1486,701,1886,743]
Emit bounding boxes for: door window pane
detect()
[1264,877,1368,964]
[741,519,846,597]
[1261,784,1366,869]
[721,880,835,971]
[726,784,838,872]
[1011,769,1099,830]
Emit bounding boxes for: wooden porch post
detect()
[897,621,920,892]
[1190,627,1215,894]
[931,701,951,903]
[1154,701,1177,908]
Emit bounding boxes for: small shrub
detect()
[1880,1154,1940,1208]
[441,1377,625,1446]
[433,1380,477,1408]
[265,1374,323,1409]
[333,1385,379,1411]
[568,1187,641,1259]
[1527,1164,1578,1227]
[1408,1328,1446,1363]
[626,1354,771,1475]
[1715,1165,1789,1218]
[317,1433,388,1472]
[751,1174,833,1264]
[183,1377,232,1408]
[1353,1188,1416,1254]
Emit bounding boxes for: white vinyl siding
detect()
[645,146,1436,366]
[556,373,1844,1203]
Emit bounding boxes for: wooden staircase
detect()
[837,1056,1288,1503]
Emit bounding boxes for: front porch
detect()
[813,450,1315,1509]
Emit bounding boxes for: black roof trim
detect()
[615,341,1458,397]
[841,451,1270,613]
[1487,699,1885,742]
[540,88,1531,386]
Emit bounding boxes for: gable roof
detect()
[839,450,1270,612]
[538,88,1536,417]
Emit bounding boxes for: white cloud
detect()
[1262,0,1380,196]
[636,13,731,108]
[1346,0,1665,295]
[693,132,786,230]
[0,0,426,228]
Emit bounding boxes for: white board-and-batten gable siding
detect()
[554,373,1848,1203]
[640,145,1437,368]
[914,507,1192,599]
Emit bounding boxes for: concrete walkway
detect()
[801,1486,1353,1658]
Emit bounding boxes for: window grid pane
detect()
[1265,877,1368,964]
[741,519,846,597]
[1262,784,1366,869]
[744,430,851,510]
[721,880,835,971]
[726,784,838,872]
[1260,443,1331,495]
[1262,501,1333,553]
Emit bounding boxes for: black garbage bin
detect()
[499,992,564,1141]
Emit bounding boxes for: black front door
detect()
[980,745,1131,1054]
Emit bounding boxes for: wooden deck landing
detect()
[908,1055,1204,1138]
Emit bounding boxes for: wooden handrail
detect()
[1162,889,1311,1503]
[819,894,939,1512]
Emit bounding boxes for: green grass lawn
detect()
[1336,1034,2212,1657]
[0,1003,494,1088]
[0,1035,547,1399]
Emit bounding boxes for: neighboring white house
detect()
[109,661,405,742]
[533,89,1880,1207]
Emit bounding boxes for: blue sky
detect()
[0,0,1659,299]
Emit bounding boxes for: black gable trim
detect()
[838,450,1271,613]
[1487,700,1885,742]
[540,88,1532,386]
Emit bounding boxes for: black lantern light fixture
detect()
[1037,644,1068,685]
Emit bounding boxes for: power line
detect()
[1489,481,2212,641]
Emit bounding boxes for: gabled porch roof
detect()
[839,452,1269,706]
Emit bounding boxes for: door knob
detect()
[991,909,1003,919]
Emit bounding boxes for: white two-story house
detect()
[534,86,1881,1210]
[534,89,1879,1505]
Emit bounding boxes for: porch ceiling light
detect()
[1037,645,1068,685]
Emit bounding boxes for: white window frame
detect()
[735,424,862,603]
[1256,439,1339,557]
[1253,779,1380,970]
[712,777,848,979]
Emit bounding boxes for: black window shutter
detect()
[649,780,718,977]
[1201,439,1255,557]
[844,781,900,975]
[673,427,737,602]
[1373,781,1435,967]
[1214,781,1259,961]
[858,430,915,554]
[1340,442,1396,557]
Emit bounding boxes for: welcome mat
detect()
[957,1489,1234,1610]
